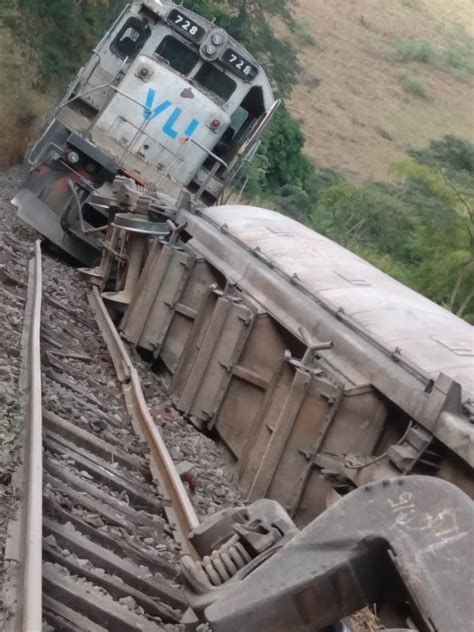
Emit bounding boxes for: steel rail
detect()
[88,287,199,557]
[22,240,43,630]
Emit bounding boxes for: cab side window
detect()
[111,17,151,59]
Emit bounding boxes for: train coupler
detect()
[181,499,298,626]
[182,476,473,632]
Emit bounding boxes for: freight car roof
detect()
[199,205,474,401]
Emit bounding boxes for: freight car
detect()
[13,0,277,264]
[87,180,473,525]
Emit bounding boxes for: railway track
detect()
[3,241,200,631]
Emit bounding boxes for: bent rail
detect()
[88,286,199,557]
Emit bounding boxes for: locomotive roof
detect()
[196,205,474,403]
[140,1,264,70]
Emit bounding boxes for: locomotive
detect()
[13,0,277,264]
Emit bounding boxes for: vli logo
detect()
[143,88,200,140]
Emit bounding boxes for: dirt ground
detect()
[289,0,474,181]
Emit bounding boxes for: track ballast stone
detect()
[0,166,243,629]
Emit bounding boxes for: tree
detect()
[3,0,128,88]
[311,182,417,266]
[391,152,474,320]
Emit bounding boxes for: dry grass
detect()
[350,608,380,632]
[0,31,51,167]
[288,0,474,181]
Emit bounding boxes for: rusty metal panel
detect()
[249,368,313,503]
[238,362,294,495]
[213,315,287,458]
[169,288,219,401]
[322,388,388,457]
[264,381,391,523]
[181,210,473,473]
[175,295,255,427]
[138,249,195,353]
[240,361,391,522]
[160,260,223,377]
[239,361,300,500]
[121,241,171,346]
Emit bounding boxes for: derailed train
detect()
[13,0,473,519]
[85,179,473,526]
[11,0,474,625]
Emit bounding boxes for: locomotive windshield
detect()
[194,63,236,101]
[155,36,199,75]
[156,36,237,101]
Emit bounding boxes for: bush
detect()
[400,74,428,99]
[393,39,435,64]
[398,0,423,10]
[0,30,50,165]
[293,22,315,46]
[442,45,474,76]
[392,35,474,77]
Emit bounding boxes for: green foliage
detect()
[307,136,474,321]
[259,104,312,189]
[238,103,339,215]
[2,0,128,89]
[410,135,474,174]
[398,0,423,10]
[391,138,474,318]
[292,22,316,47]
[393,39,435,64]
[400,74,428,99]
[392,36,474,76]
[311,182,417,265]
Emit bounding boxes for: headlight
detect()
[66,151,80,165]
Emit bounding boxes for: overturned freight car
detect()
[87,184,473,523]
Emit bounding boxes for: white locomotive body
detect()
[14,1,277,264]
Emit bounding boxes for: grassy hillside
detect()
[288,0,474,180]
[0,30,50,167]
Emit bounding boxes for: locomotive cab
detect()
[13,1,277,264]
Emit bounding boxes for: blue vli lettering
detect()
[143,88,200,140]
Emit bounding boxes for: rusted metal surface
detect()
[202,477,474,632]
[181,499,298,614]
[88,286,199,556]
[20,240,43,631]
[172,206,473,472]
[189,205,473,400]
[102,193,473,525]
